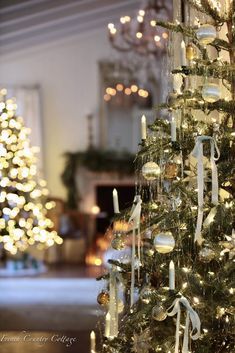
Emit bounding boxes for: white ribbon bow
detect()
[191,136,220,244]
[129,195,142,307]
[167,296,201,353]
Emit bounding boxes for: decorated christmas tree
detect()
[95,1,235,353]
[0,90,62,255]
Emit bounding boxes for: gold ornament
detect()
[142,161,160,181]
[186,43,196,60]
[152,304,167,321]
[153,231,175,253]
[202,83,221,103]
[111,235,125,250]
[164,163,178,179]
[199,246,216,263]
[196,24,216,45]
[97,290,110,306]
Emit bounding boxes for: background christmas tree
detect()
[97,1,235,353]
[0,90,62,255]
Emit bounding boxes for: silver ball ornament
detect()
[142,161,160,181]
[111,235,125,250]
[140,285,155,304]
[202,83,221,103]
[196,24,216,45]
[153,231,175,254]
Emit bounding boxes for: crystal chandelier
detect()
[107,0,171,58]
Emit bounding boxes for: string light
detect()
[0,90,63,254]
[104,83,149,102]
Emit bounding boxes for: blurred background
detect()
[0,0,172,352]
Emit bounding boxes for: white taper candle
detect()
[141,115,147,140]
[171,116,177,142]
[181,40,186,66]
[105,312,111,338]
[169,260,175,290]
[112,188,120,214]
[90,331,96,352]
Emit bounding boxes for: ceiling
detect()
[0,0,143,54]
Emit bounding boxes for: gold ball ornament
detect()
[202,83,221,103]
[142,161,160,181]
[186,43,197,61]
[97,290,110,306]
[111,235,125,250]
[164,163,178,180]
[199,246,216,263]
[153,231,175,254]
[196,24,217,45]
[152,304,167,321]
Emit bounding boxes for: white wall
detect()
[0,29,111,199]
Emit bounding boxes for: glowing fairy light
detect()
[0,92,63,254]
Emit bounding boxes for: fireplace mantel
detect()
[76,166,134,213]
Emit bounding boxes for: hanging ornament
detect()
[117,299,124,313]
[196,24,217,45]
[186,43,197,61]
[199,245,216,262]
[97,290,110,306]
[153,231,175,253]
[132,328,152,353]
[220,230,235,259]
[142,161,160,181]
[140,285,155,304]
[167,92,183,108]
[152,303,167,321]
[227,116,233,128]
[202,83,221,103]
[164,163,178,180]
[111,234,125,250]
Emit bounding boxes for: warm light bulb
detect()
[136,32,143,39]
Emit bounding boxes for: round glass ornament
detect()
[153,231,175,253]
[152,303,167,321]
[140,285,155,304]
[97,290,110,306]
[199,246,216,263]
[111,235,125,250]
[142,161,160,181]
[202,83,221,103]
[196,24,216,45]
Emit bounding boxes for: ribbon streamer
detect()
[191,136,220,244]
[167,295,201,353]
[129,195,142,307]
[109,265,119,338]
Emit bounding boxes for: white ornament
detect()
[153,231,175,253]
[202,83,221,103]
[142,161,160,181]
[196,24,216,45]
